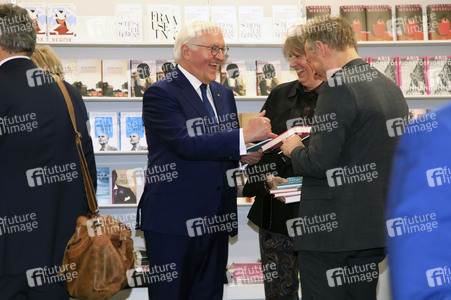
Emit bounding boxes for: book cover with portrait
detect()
[102,60,129,97]
[426,56,451,95]
[369,57,399,85]
[427,4,451,40]
[147,5,181,43]
[238,6,264,43]
[256,60,281,96]
[22,3,47,42]
[398,56,429,96]
[47,4,76,43]
[96,166,111,205]
[89,112,120,152]
[395,5,424,41]
[408,109,428,121]
[221,61,247,96]
[366,5,393,41]
[111,169,144,205]
[306,6,331,21]
[156,59,175,81]
[130,60,156,97]
[211,6,238,43]
[340,5,367,41]
[120,112,147,152]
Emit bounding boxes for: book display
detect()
[16,0,451,298]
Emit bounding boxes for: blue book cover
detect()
[89,112,119,152]
[120,112,147,151]
[96,167,111,205]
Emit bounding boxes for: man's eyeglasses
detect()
[194,45,229,56]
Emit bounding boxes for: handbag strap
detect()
[52,74,99,215]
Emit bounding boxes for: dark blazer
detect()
[245,80,319,235]
[0,58,96,275]
[138,66,241,237]
[291,59,408,252]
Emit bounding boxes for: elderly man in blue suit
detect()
[138,20,276,299]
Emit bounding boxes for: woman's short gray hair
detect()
[174,20,222,63]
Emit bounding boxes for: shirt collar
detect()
[0,56,30,68]
[178,64,205,90]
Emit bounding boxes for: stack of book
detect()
[270,177,302,204]
[247,126,311,152]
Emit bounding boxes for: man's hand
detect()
[243,110,277,144]
[280,135,304,158]
[266,174,289,203]
[241,147,263,165]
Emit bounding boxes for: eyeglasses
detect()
[194,45,229,56]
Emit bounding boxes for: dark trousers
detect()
[298,248,385,300]
[259,228,299,300]
[0,274,68,300]
[144,230,229,300]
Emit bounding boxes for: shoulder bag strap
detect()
[52,74,99,215]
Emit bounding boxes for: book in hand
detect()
[256,126,311,152]
[229,262,263,284]
[269,176,302,204]
[246,138,272,152]
[274,176,303,189]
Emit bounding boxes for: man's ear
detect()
[314,41,327,57]
[181,44,191,61]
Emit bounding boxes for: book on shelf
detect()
[369,57,399,85]
[238,6,263,43]
[147,5,181,43]
[395,5,424,41]
[427,4,451,40]
[306,6,331,21]
[112,168,144,205]
[228,262,263,284]
[102,60,129,97]
[90,112,120,152]
[61,59,102,97]
[221,61,247,96]
[340,5,367,41]
[133,246,149,266]
[249,126,311,152]
[398,56,429,96]
[130,60,156,97]
[409,109,428,121]
[116,4,143,43]
[211,6,238,43]
[184,6,209,25]
[256,60,281,96]
[426,56,451,95]
[47,4,76,43]
[272,5,298,43]
[366,5,393,41]
[120,112,147,152]
[22,3,47,43]
[156,59,175,81]
[96,166,111,205]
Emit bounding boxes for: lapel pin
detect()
[217,94,220,97]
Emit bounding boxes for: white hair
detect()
[173,20,222,63]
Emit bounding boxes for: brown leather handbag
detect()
[53,75,135,300]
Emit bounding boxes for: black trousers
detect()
[298,248,385,300]
[0,274,68,300]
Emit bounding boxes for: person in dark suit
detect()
[281,17,408,299]
[138,20,275,300]
[244,25,323,300]
[0,4,96,300]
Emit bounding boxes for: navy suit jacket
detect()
[139,66,241,237]
[0,58,96,275]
